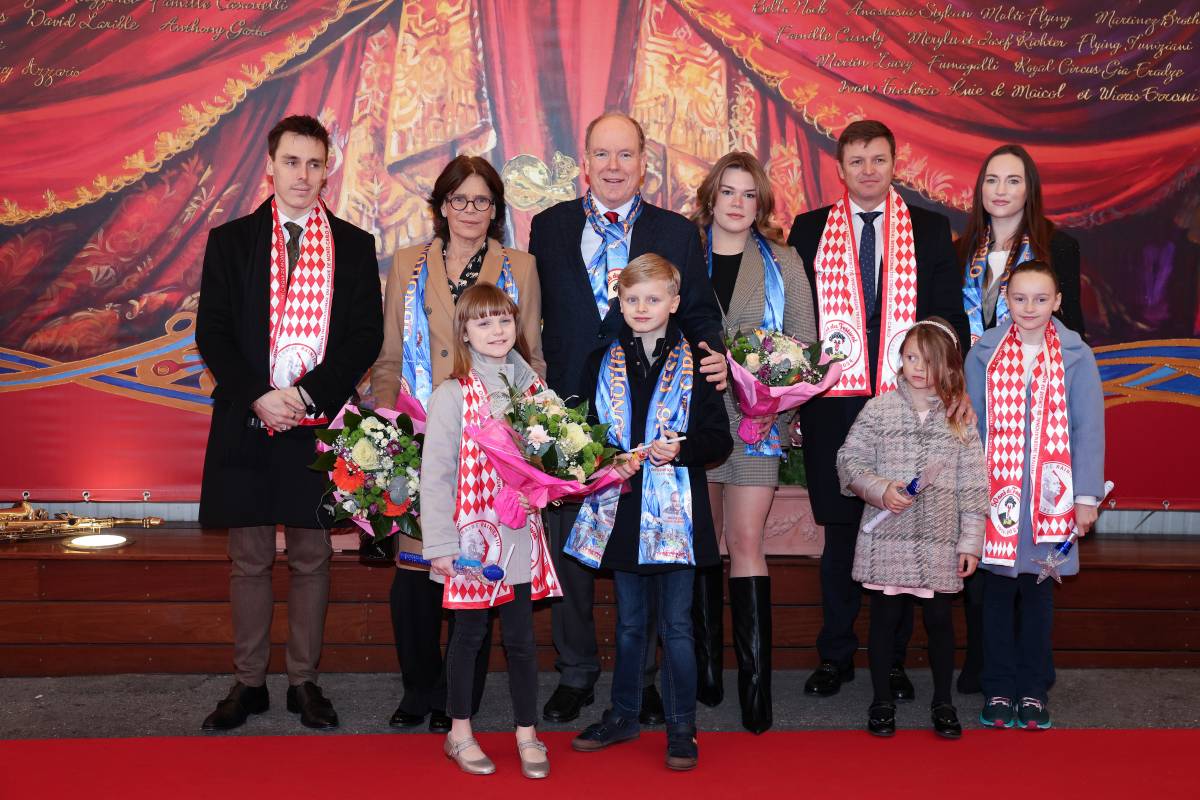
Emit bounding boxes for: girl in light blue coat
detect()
[966,260,1104,731]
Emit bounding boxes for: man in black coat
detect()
[195,115,383,731]
[788,120,968,700]
[529,112,726,724]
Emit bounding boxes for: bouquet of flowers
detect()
[463,378,628,528]
[726,328,844,453]
[309,404,423,542]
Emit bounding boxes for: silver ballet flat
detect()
[518,738,550,779]
[444,734,495,775]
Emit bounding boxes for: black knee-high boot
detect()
[729,576,772,734]
[692,564,725,706]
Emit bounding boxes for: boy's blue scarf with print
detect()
[963,235,1033,343]
[707,225,786,457]
[584,190,644,317]
[564,337,695,567]
[400,242,519,408]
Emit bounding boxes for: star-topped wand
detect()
[1032,480,1114,584]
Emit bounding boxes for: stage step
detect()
[0,530,1195,676]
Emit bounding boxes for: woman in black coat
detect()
[957,144,1085,345]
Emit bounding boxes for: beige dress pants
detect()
[228,525,332,686]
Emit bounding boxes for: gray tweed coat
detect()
[836,378,988,593]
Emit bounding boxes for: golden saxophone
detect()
[0,502,162,542]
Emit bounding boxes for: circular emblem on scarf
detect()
[272,343,317,389]
[886,327,909,375]
[824,320,860,369]
[458,519,503,564]
[990,487,1022,536]
[1038,462,1074,516]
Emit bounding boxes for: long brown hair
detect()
[901,316,968,440]
[956,144,1055,276]
[449,283,531,378]
[691,151,786,247]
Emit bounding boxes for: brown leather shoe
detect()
[202,682,269,732]
[286,681,339,729]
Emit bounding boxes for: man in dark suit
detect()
[196,114,383,731]
[788,120,969,700]
[529,112,726,724]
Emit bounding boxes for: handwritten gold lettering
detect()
[0,65,13,84]
[25,0,77,29]
[775,24,833,45]
[21,57,82,88]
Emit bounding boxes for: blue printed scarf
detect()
[584,191,644,317]
[565,337,695,567]
[401,242,519,408]
[963,235,1033,344]
[707,226,787,457]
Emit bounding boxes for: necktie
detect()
[857,211,882,319]
[604,211,619,224]
[284,221,303,284]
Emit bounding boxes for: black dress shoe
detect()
[868,701,896,737]
[639,685,666,726]
[286,681,339,729]
[389,705,425,728]
[931,702,962,739]
[428,709,451,733]
[542,685,594,723]
[890,665,915,702]
[202,682,269,731]
[804,661,854,697]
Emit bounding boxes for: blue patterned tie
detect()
[858,211,882,319]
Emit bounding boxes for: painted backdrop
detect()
[1,0,1198,507]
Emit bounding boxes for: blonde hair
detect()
[449,283,531,378]
[900,316,968,441]
[616,253,681,296]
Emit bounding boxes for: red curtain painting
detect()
[1,0,1198,506]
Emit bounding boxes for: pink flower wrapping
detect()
[726,352,844,444]
[393,390,427,434]
[465,418,628,528]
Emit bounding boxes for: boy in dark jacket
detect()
[567,254,732,770]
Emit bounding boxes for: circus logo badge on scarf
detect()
[708,225,787,457]
[268,198,334,415]
[443,370,560,609]
[584,190,644,317]
[400,243,520,409]
[963,235,1034,345]
[812,187,917,397]
[565,337,695,568]
[982,321,1074,567]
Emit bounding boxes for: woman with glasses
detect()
[371,155,544,732]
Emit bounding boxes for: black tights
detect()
[869,591,954,706]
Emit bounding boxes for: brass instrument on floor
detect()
[0,502,162,542]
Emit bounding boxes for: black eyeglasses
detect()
[447,195,495,212]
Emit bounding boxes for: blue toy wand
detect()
[1032,480,1114,585]
[396,551,506,582]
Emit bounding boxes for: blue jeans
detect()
[612,569,696,726]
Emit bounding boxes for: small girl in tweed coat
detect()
[836,317,988,739]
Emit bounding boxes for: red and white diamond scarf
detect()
[983,322,1074,567]
[813,186,918,397]
[443,370,562,609]
[268,198,334,419]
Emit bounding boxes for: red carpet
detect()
[1,729,1190,799]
